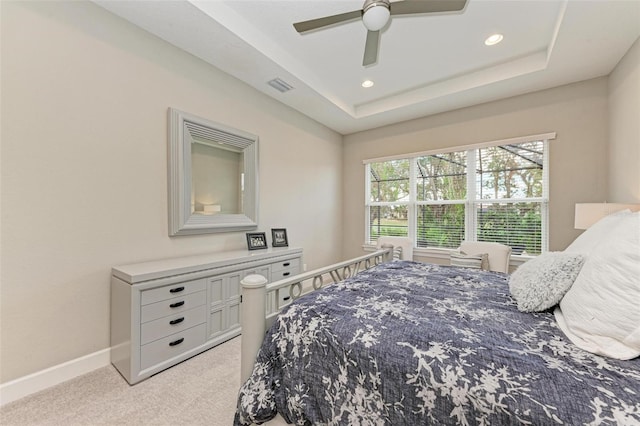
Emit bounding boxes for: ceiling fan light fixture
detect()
[362,3,390,31]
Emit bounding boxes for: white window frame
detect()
[364,133,555,256]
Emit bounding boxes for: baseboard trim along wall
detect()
[0,348,111,406]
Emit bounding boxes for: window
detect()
[365,134,552,255]
[369,159,410,240]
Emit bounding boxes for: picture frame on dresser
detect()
[246,232,267,250]
[271,228,288,247]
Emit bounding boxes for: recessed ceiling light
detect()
[362,80,374,88]
[485,34,503,46]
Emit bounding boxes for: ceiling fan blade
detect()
[363,30,380,66]
[390,0,467,16]
[293,9,362,33]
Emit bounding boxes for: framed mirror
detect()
[168,108,258,236]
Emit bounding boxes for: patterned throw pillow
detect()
[450,251,489,271]
[509,252,585,312]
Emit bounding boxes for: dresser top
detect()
[112,247,303,284]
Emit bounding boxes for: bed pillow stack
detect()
[555,210,640,360]
[508,252,584,312]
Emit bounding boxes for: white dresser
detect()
[110,247,302,384]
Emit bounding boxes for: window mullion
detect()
[365,164,371,244]
[466,149,477,242]
[542,139,550,253]
[409,158,417,246]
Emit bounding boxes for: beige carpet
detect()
[1,337,246,425]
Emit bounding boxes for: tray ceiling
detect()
[94,0,640,134]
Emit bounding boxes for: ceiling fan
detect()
[293,0,468,66]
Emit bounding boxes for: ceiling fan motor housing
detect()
[362,0,391,31]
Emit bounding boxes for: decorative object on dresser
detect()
[271,228,288,247]
[110,247,302,385]
[246,232,267,250]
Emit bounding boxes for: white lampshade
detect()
[574,203,640,229]
[362,4,390,31]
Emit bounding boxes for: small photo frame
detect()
[271,228,288,247]
[246,232,267,251]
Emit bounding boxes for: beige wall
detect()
[0,1,342,383]
[608,37,640,203]
[342,78,610,260]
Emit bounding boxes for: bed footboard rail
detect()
[240,244,395,383]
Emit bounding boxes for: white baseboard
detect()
[0,348,111,406]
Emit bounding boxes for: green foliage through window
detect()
[370,205,408,239]
[417,204,465,249]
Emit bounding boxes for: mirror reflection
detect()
[191,138,244,215]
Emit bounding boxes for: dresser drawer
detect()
[141,291,206,323]
[270,270,297,283]
[269,265,300,283]
[140,306,207,345]
[271,261,300,300]
[141,279,206,305]
[271,258,300,274]
[140,323,206,370]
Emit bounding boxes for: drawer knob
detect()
[170,286,185,294]
[283,262,290,267]
[169,301,185,308]
[169,337,184,347]
[169,317,185,325]
[283,272,291,277]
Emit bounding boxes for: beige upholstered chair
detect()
[376,236,414,261]
[458,241,512,273]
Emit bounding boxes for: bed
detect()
[235,211,640,425]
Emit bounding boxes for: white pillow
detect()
[509,252,584,312]
[556,211,640,360]
[565,209,632,255]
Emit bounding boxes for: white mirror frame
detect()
[168,108,259,236]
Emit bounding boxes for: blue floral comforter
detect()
[235,261,640,425]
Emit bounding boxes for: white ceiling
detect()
[94,0,640,135]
